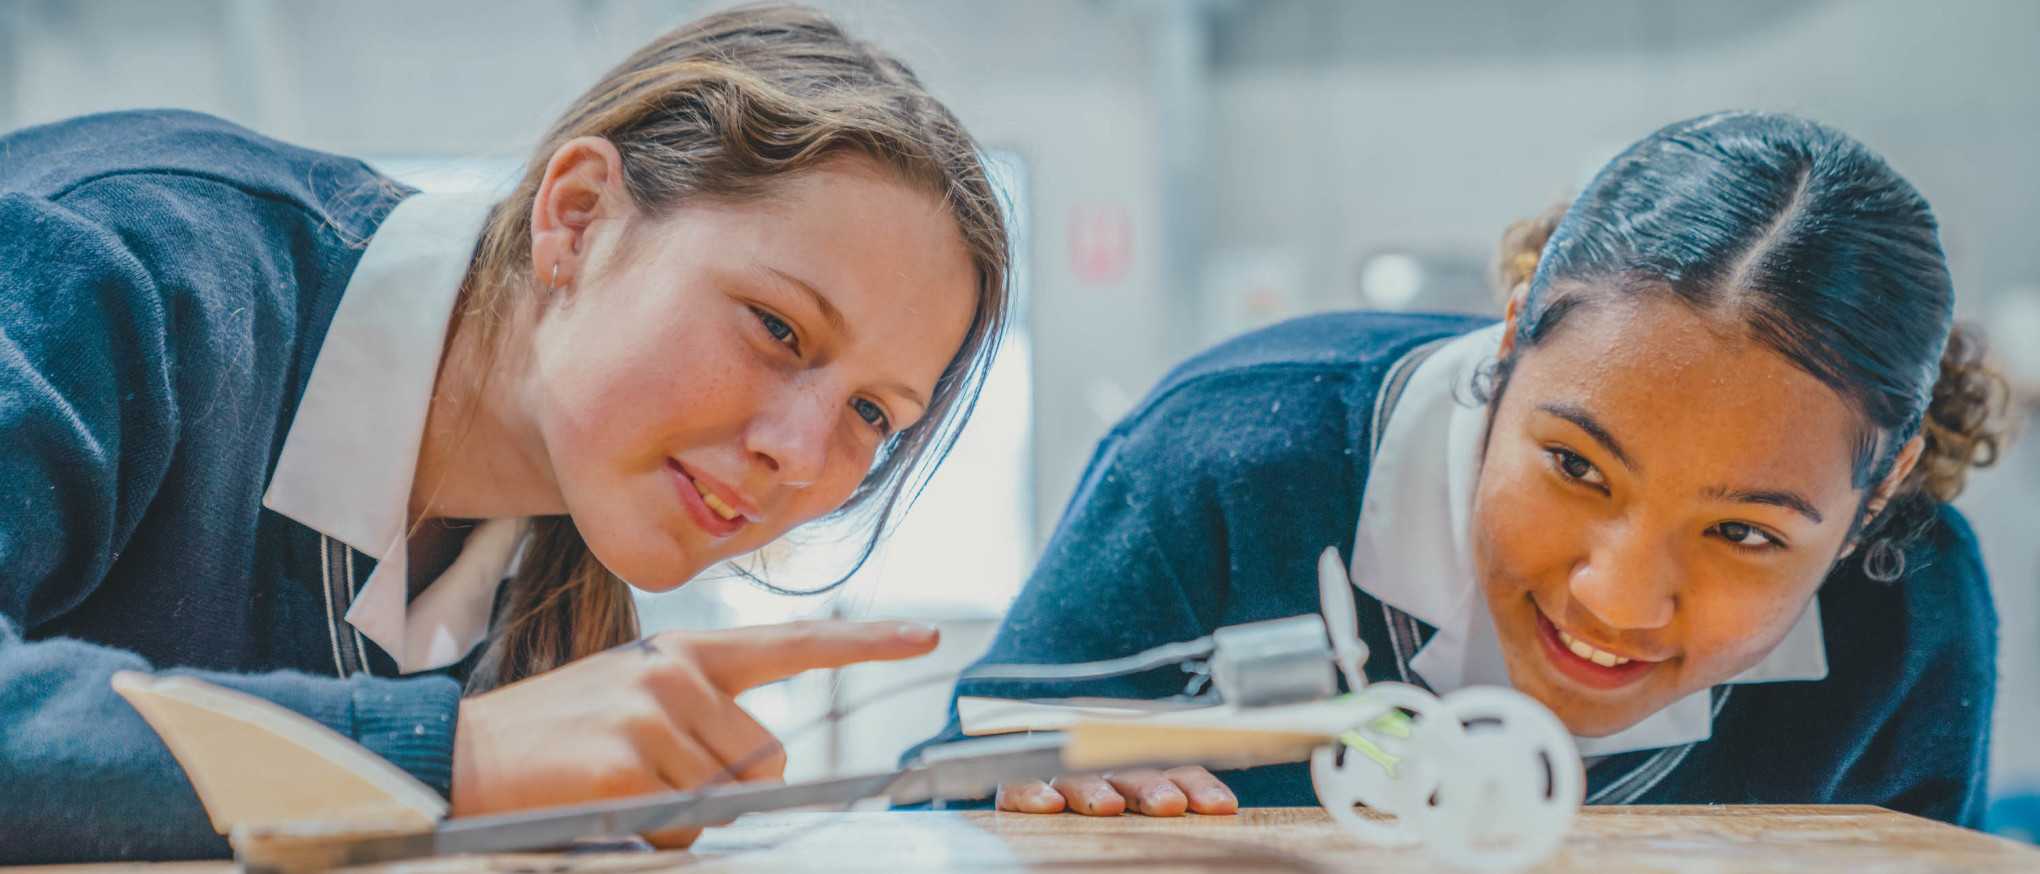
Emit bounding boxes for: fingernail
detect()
[893,622,938,644]
[1026,788,1058,813]
[1144,788,1183,814]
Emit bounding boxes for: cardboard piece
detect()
[111,671,446,835]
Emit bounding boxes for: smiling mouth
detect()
[1532,606,1661,691]
[700,490,743,521]
[667,460,749,538]
[1557,625,1632,667]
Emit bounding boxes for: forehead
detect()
[1508,295,1866,500]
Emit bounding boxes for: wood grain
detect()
[13,806,2038,873]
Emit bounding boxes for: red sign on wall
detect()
[1067,204,1133,286]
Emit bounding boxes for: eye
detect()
[1710,521,1784,551]
[1545,447,1608,490]
[750,306,800,355]
[851,397,892,435]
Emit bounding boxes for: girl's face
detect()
[1471,294,1879,737]
[526,154,978,591]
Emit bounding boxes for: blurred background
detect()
[5,0,2036,833]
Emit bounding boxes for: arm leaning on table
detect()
[0,195,459,864]
[907,346,1400,813]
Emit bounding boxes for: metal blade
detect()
[253,733,1073,869]
[889,731,1071,805]
[433,771,909,855]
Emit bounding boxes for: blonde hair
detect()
[461,3,1010,692]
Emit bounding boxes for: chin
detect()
[575,519,705,594]
[615,566,697,594]
[1502,649,1662,738]
[1552,704,1652,738]
[1543,675,1688,738]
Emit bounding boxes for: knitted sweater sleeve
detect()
[0,193,459,863]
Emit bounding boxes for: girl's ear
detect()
[529,136,636,291]
[1838,433,1927,559]
[1864,434,1927,523]
[1497,283,1529,359]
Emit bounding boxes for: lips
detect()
[1533,607,1661,691]
[667,459,749,539]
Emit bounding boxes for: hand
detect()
[450,620,939,847]
[996,766,1238,817]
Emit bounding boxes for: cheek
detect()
[1678,574,1822,678]
[1472,449,1583,596]
[802,479,862,525]
[543,309,753,467]
[744,464,870,554]
[804,440,879,516]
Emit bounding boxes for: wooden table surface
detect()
[21,806,2040,873]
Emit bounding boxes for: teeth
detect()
[1558,629,1631,667]
[698,488,742,522]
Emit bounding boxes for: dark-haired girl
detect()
[917,111,2008,826]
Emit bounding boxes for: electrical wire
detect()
[700,632,1220,789]
[955,636,1216,684]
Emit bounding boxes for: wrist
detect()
[450,695,480,816]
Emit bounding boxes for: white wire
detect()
[958,637,1216,684]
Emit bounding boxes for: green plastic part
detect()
[1328,694,1412,777]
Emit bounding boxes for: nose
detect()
[745,378,837,488]
[1567,519,1678,630]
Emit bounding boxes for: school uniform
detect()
[910,310,1995,826]
[0,110,520,861]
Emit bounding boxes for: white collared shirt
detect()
[264,192,528,675]
[1347,323,1829,756]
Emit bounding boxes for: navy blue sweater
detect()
[910,311,1996,827]
[1,111,466,861]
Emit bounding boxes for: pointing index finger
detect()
[682,620,940,693]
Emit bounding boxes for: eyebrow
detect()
[879,380,930,418]
[1536,403,1638,473]
[1536,404,1826,525]
[1702,486,1826,524]
[762,265,930,414]
[764,266,848,338]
